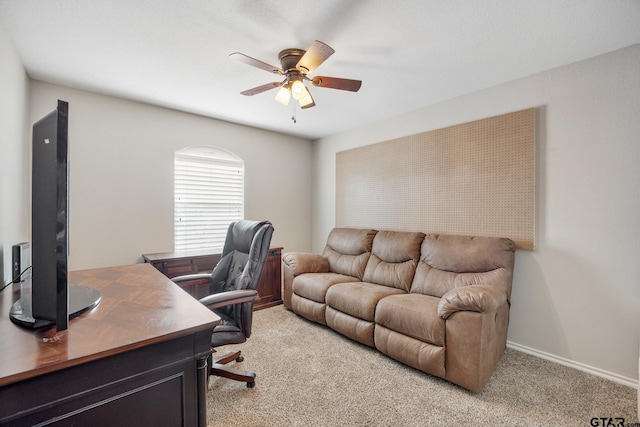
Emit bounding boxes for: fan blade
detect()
[311,76,362,92]
[229,52,283,74]
[296,40,335,74]
[240,81,283,96]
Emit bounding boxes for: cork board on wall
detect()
[336,108,536,249]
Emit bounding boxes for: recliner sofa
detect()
[282,228,516,392]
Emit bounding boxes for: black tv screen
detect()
[10,100,100,331]
[31,100,70,328]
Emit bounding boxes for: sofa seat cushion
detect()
[375,325,446,379]
[325,281,405,322]
[292,272,358,303]
[291,293,328,325]
[326,307,376,347]
[375,294,445,346]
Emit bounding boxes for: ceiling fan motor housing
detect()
[279,48,306,73]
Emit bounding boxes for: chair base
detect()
[209,349,256,388]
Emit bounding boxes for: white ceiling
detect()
[1,0,639,140]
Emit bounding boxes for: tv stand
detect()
[9,284,101,329]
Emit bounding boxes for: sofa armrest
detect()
[282,252,330,276]
[438,285,507,320]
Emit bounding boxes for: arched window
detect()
[174,146,244,252]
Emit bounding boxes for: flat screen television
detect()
[10,100,101,331]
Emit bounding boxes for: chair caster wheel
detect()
[247,381,255,388]
[236,356,244,363]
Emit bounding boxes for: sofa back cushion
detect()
[410,234,516,299]
[362,231,425,292]
[322,228,378,280]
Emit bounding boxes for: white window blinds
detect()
[174,146,244,252]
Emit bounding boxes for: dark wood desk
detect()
[0,264,220,427]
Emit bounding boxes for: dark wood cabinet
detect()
[142,247,282,311]
[254,247,283,310]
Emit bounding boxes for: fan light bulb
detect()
[274,86,291,106]
[291,80,306,101]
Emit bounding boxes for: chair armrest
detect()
[437,286,507,320]
[199,289,258,311]
[172,273,212,284]
[282,252,329,276]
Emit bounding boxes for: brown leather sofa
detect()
[282,228,516,392]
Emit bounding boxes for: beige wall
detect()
[0,21,29,284]
[313,45,640,384]
[28,81,313,270]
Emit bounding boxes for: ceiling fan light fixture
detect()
[291,79,306,101]
[298,86,315,109]
[231,40,361,115]
[274,85,291,106]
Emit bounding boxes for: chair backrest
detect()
[222,220,274,292]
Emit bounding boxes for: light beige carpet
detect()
[206,306,637,426]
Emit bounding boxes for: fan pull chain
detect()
[291,101,297,123]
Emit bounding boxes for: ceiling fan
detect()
[229,40,362,112]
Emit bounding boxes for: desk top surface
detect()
[0,263,220,387]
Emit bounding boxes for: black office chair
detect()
[173,220,274,388]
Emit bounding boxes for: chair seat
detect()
[211,311,247,347]
[214,310,239,328]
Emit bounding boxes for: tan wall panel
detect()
[336,108,535,249]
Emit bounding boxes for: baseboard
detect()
[507,341,638,389]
